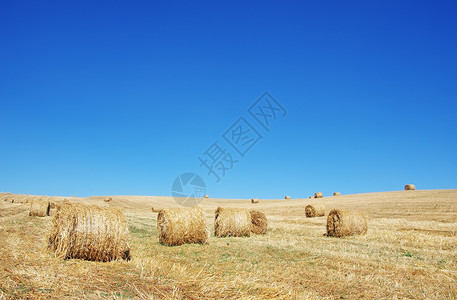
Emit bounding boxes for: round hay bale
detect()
[405,184,416,191]
[157,207,207,246]
[285,196,291,199]
[251,198,259,204]
[214,207,251,237]
[50,202,56,209]
[314,192,323,198]
[104,197,112,202]
[250,210,267,234]
[49,203,130,261]
[309,196,312,198]
[326,209,367,237]
[333,192,341,196]
[151,207,161,213]
[29,199,50,217]
[204,195,209,198]
[305,204,325,217]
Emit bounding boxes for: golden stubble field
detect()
[0,190,456,299]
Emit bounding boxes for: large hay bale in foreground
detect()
[405,184,416,190]
[29,199,50,217]
[250,210,267,234]
[314,192,323,198]
[305,204,325,217]
[49,203,130,261]
[326,209,367,237]
[251,198,259,203]
[333,192,341,196]
[215,207,251,237]
[157,207,207,246]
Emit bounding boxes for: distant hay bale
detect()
[157,207,207,246]
[49,203,130,261]
[250,210,267,234]
[333,192,341,196]
[314,192,323,198]
[251,198,259,204]
[305,204,325,217]
[104,197,112,202]
[405,184,416,191]
[204,195,209,198]
[29,199,50,217]
[326,209,367,237]
[285,196,291,199]
[309,196,312,198]
[214,207,251,237]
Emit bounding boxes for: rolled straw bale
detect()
[250,210,267,234]
[157,207,207,246]
[305,204,325,218]
[326,209,367,237]
[405,184,416,191]
[285,196,291,199]
[204,195,209,198]
[309,196,312,198]
[49,203,130,261]
[104,197,112,202]
[314,192,323,198]
[29,199,50,217]
[333,192,341,196]
[151,207,161,213]
[214,207,251,237]
[251,198,259,204]
[50,202,56,209]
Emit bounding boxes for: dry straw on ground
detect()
[251,198,259,203]
[250,210,267,234]
[285,196,291,199]
[314,192,323,198]
[157,207,208,246]
[305,204,325,217]
[326,209,367,237]
[333,192,341,196]
[49,203,130,261]
[29,199,50,217]
[405,184,416,191]
[215,207,251,237]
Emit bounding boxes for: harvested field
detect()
[1,190,457,299]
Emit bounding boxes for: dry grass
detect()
[1,190,457,299]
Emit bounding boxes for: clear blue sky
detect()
[1,1,456,199]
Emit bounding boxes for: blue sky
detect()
[1,1,456,199]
